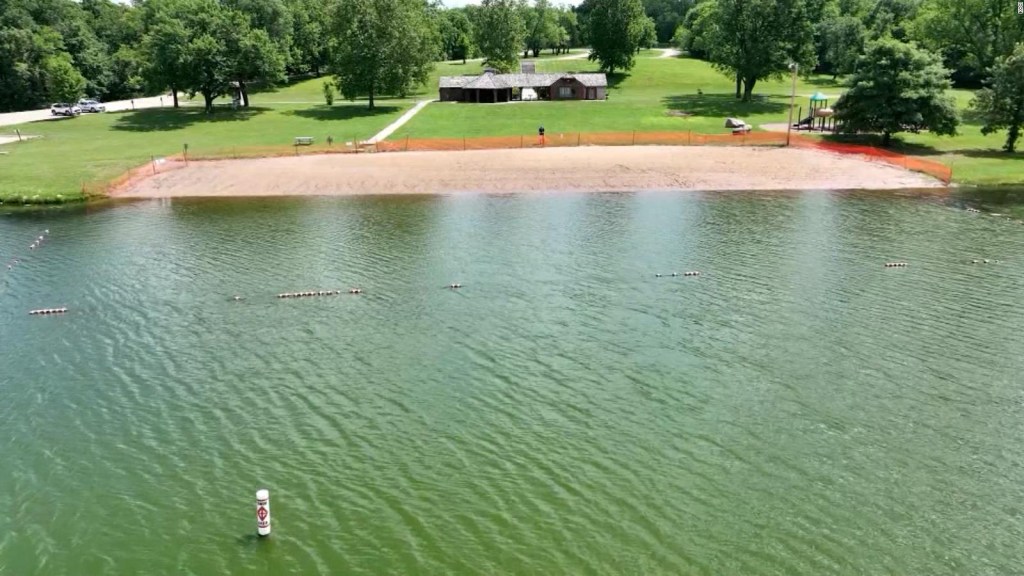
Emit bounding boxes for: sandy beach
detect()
[115,146,944,198]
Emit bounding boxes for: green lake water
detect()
[2,190,1024,575]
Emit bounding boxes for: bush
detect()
[322,80,336,106]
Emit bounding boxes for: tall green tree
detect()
[675,0,714,60]
[817,15,866,78]
[441,8,475,62]
[637,15,656,50]
[44,52,87,103]
[142,14,189,107]
[835,39,959,146]
[231,26,286,106]
[142,0,285,111]
[522,0,558,58]
[328,0,440,109]
[911,0,1023,86]
[971,43,1024,152]
[587,0,647,74]
[473,0,525,72]
[705,0,817,101]
[863,0,919,41]
[642,0,692,44]
[555,7,579,53]
[284,0,330,75]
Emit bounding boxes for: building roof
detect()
[439,72,608,90]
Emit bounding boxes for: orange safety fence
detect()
[83,129,953,195]
[790,135,952,184]
[81,159,185,197]
[375,130,792,152]
[181,141,365,161]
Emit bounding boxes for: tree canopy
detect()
[440,8,475,62]
[704,0,817,101]
[834,38,960,146]
[586,0,647,74]
[971,43,1024,152]
[472,0,526,72]
[327,0,439,108]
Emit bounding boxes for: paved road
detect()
[0,94,181,128]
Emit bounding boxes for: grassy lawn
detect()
[0,102,407,202]
[391,56,1020,185]
[1,51,1020,203]
[392,56,843,138]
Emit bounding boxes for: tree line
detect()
[3,0,1022,150]
[674,0,1024,149]
[0,0,677,113]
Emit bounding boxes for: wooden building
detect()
[439,71,608,103]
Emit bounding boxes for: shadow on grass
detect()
[112,106,270,132]
[821,132,1023,159]
[661,93,789,117]
[282,105,401,121]
[803,76,845,89]
[607,72,627,91]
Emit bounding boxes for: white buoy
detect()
[256,489,271,536]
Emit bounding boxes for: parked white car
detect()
[50,103,82,117]
[78,99,106,113]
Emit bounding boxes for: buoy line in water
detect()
[28,307,67,316]
[655,270,704,276]
[5,228,49,271]
[22,258,1024,319]
[276,290,361,298]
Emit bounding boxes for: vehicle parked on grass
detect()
[77,99,106,113]
[50,103,81,117]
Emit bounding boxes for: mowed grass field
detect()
[0,50,1019,202]
[0,102,408,202]
[391,54,1019,185]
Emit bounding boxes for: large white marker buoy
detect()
[256,489,271,536]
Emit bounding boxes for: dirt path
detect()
[116,146,943,198]
[557,51,591,60]
[657,48,682,58]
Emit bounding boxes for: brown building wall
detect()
[439,87,464,102]
[549,78,587,100]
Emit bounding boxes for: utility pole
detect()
[787,63,798,146]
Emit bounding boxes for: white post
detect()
[256,489,271,536]
[786,63,798,147]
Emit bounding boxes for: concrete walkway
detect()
[366,100,432,144]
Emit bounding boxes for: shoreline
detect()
[113,146,945,198]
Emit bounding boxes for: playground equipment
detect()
[793,91,838,132]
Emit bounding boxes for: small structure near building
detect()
[439,70,607,103]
